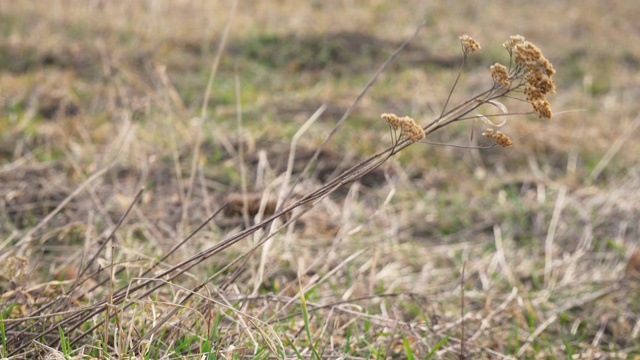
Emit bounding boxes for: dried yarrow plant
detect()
[383,34,556,149]
[3,32,557,356]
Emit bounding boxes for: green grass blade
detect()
[0,311,6,358]
[299,286,321,360]
[282,331,305,360]
[425,334,450,359]
[402,335,415,360]
[58,326,70,358]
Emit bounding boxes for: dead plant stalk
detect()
[3,31,557,357]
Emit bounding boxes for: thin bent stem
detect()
[439,52,467,118]
[282,21,426,208]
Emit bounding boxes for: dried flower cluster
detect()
[459,34,481,55]
[482,128,513,147]
[490,63,510,86]
[379,35,555,150]
[381,113,401,130]
[504,35,556,119]
[381,113,425,143]
[502,35,525,50]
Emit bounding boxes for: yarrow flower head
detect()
[381,113,401,130]
[459,34,481,55]
[381,113,425,143]
[482,128,513,147]
[503,35,556,119]
[399,116,426,143]
[490,63,510,86]
[502,35,525,51]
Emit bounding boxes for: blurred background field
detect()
[1,1,640,358]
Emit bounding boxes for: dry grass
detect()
[1,1,640,359]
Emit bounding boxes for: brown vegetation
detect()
[1,1,639,358]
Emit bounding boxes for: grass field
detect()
[1,1,640,359]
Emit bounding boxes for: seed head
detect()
[483,128,512,147]
[459,34,481,55]
[531,99,552,119]
[381,113,401,130]
[399,116,425,143]
[490,63,510,86]
[493,131,513,147]
[381,113,425,142]
[503,35,525,50]
[509,37,556,119]
[482,128,495,137]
